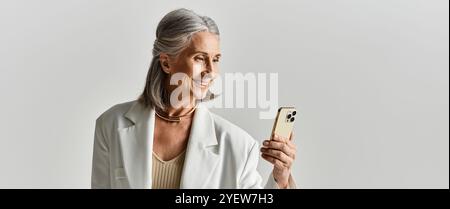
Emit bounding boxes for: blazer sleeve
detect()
[239,141,297,189]
[91,116,111,189]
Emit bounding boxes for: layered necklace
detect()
[155,105,197,122]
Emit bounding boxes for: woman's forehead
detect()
[186,32,220,55]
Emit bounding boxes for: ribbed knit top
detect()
[151,150,186,189]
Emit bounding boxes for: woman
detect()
[91,8,297,189]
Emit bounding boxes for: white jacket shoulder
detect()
[96,100,135,122]
[95,101,136,139]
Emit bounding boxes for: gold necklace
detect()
[155,105,197,122]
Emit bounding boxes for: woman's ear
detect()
[159,53,171,74]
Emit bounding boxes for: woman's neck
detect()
[162,76,197,117]
[164,101,196,117]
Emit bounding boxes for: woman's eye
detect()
[195,57,205,62]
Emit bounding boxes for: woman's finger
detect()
[263,139,295,150]
[286,139,297,150]
[271,134,290,143]
[262,140,295,158]
[261,153,287,170]
[260,147,293,167]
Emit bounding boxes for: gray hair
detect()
[138,8,220,110]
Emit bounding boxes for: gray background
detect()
[0,0,448,188]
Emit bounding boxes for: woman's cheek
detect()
[192,62,203,79]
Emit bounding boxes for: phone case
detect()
[271,107,297,140]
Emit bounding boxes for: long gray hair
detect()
[138,8,220,110]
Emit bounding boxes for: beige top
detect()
[151,150,186,189]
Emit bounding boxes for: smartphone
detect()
[271,107,297,140]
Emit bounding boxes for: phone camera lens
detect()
[292,111,297,116]
[290,117,295,122]
[287,114,291,119]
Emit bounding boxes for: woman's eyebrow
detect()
[193,51,221,57]
[192,51,209,55]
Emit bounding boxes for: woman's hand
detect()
[260,132,296,188]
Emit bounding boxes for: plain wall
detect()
[0,0,448,188]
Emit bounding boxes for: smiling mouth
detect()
[192,75,214,88]
[192,79,212,88]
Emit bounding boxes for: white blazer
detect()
[91,100,296,189]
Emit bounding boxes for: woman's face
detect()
[160,31,221,104]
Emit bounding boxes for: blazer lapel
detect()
[117,102,154,189]
[180,103,220,189]
[117,101,220,189]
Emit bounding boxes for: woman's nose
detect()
[204,57,216,73]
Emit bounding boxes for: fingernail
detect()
[263,141,269,145]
